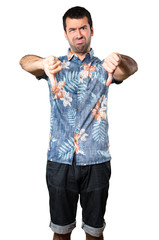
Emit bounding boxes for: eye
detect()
[69,28,75,32]
[81,26,87,30]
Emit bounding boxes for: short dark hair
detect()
[63,6,93,31]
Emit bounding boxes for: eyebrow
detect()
[80,25,87,29]
[68,25,88,31]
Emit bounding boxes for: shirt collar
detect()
[67,48,94,61]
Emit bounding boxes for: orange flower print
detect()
[51,80,72,107]
[74,129,88,154]
[74,133,80,153]
[84,63,96,80]
[79,63,96,83]
[52,81,65,99]
[84,63,96,72]
[92,96,107,122]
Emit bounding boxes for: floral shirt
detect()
[38,49,122,165]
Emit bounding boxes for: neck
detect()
[71,48,91,61]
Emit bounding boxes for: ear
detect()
[91,27,94,37]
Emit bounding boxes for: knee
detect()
[86,232,104,240]
[53,232,71,240]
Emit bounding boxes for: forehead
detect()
[65,16,89,29]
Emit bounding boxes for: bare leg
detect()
[86,233,104,240]
[53,232,71,240]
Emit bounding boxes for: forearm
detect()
[19,55,45,77]
[113,54,138,81]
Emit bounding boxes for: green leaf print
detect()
[68,108,76,127]
[92,119,106,143]
[97,150,111,158]
[58,138,75,160]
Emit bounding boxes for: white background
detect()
[0,0,159,239]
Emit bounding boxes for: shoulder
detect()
[58,55,68,62]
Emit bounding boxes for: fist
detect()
[43,56,62,76]
[43,56,62,92]
[102,53,121,86]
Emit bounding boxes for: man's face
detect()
[64,16,94,55]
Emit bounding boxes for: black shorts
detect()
[46,157,111,237]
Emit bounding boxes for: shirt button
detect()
[78,92,81,94]
[77,109,80,111]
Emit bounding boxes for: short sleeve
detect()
[111,78,123,84]
[36,72,48,81]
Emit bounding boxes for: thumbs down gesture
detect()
[102,53,121,86]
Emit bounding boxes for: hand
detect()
[102,53,121,86]
[43,56,62,92]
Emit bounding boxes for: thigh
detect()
[80,161,111,228]
[46,161,79,226]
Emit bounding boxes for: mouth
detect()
[75,38,85,45]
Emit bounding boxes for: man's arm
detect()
[19,55,62,92]
[102,53,138,86]
[19,55,45,77]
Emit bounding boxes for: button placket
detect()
[74,63,83,134]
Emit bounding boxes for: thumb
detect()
[106,72,113,86]
[49,74,57,92]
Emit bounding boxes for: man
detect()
[19,6,138,240]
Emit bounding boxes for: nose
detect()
[76,29,83,39]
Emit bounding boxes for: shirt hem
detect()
[47,157,111,166]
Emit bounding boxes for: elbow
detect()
[116,62,138,81]
[133,61,138,74]
[19,57,24,69]
[128,60,138,77]
[127,62,138,79]
[19,55,28,69]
